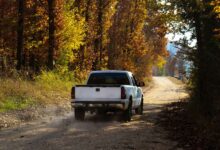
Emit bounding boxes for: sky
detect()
[166,42,176,55]
[166,32,193,76]
[165,32,196,54]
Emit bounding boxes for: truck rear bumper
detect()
[71,99,128,110]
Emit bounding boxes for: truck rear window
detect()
[87,73,130,85]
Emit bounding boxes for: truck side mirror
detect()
[137,81,145,87]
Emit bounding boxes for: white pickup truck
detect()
[71,70,145,121]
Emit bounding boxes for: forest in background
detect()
[0,0,170,112]
[0,0,220,134]
[0,0,169,82]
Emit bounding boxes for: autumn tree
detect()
[108,0,148,79]
[108,0,169,81]
[56,0,85,68]
[1,0,170,82]
[71,0,117,80]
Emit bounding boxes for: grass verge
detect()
[0,70,81,113]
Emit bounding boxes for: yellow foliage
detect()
[211,0,220,18]
[57,1,86,66]
[156,56,166,69]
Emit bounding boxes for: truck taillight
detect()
[71,87,75,99]
[121,87,126,99]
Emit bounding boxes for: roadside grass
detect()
[0,70,80,113]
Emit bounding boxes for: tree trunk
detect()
[195,14,205,98]
[194,3,219,116]
[48,0,55,70]
[16,0,24,70]
[198,1,220,116]
[77,0,90,71]
[93,0,103,70]
[98,0,103,68]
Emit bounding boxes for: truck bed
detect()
[75,84,121,87]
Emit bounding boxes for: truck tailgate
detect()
[75,87,121,100]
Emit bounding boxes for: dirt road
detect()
[0,77,188,150]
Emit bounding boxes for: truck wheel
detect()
[123,100,132,121]
[135,98,143,115]
[75,108,85,120]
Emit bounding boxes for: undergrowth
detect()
[0,69,83,112]
[158,101,220,149]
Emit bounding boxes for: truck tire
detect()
[135,97,143,115]
[123,99,132,121]
[75,108,85,120]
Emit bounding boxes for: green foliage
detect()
[35,68,77,91]
[0,79,36,112]
[0,96,34,113]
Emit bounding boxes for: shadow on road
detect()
[0,103,176,150]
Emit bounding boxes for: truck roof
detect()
[90,70,132,75]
